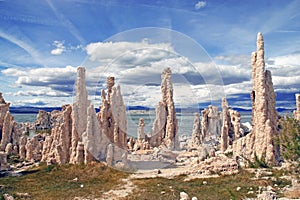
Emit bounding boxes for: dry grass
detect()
[0,161,297,200]
[0,162,128,200]
[122,170,274,200]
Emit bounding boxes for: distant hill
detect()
[9,106,294,114]
[10,106,61,114]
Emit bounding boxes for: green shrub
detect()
[277,116,300,161]
[246,152,269,168]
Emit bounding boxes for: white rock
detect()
[180,191,190,200]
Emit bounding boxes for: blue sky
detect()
[0,0,300,110]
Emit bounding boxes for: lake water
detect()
[12,111,253,138]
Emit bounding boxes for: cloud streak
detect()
[195,1,206,10]
[51,40,66,55]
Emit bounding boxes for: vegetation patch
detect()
[0,162,128,200]
[124,170,273,200]
[277,116,300,162]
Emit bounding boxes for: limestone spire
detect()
[150,68,179,150]
[233,33,279,165]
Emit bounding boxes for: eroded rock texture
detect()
[131,118,150,151]
[293,94,300,121]
[0,94,20,157]
[191,113,202,147]
[201,105,222,144]
[149,68,179,150]
[221,98,243,152]
[0,151,9,171]
[35,110,51,130]
[98,77,127,149]
[41,105,72,164]
[233,33,279,165]
[41,67,127,166]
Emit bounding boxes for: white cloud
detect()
[2,65,77,93]
[51,40,66,55]
[14,98,47,106]
[3,38,300,108]
[272,76,300,86]
[195,1,206,10]
[86,40,174,63]
[271,53,300,66]
[13,89,70,97]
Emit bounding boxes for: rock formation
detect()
[70,67,90,164]
[0,151,9,171]
[293,94,300,121]
[191,113,202,147]
[149,68,179,150]
[0,93,9,135]
[0,94,20,159]
[221,98,244,152]
[137,118,145,140]
[233,33,279,165]
[41,67,127,166]
[132,118,150,151]
[201,105,222,143]
[41,105,72,164]
[25,134,44,162]
[98,77,127,149]
[35,110,51,130]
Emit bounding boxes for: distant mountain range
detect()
[9,106,293,114]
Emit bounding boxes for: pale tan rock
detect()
[221,98,229,152]
[188,154,239,176]
[76,142,85,164]
[111,85,127,148]
[106,76,115,103]
[150,68,179,150]
[180,191,190,200]
[42,105,73,164]
[83,104,112,162]
[0,93,9,137]
[5,143,13,155]
[221,98,243,152]
[19,136,27,160]
[69,67,90,164]
[0,151,9,171]
[106,143,114,167]
[0,112,14,151]
[25,134,44,161]
[201,105,222,143]
[137,118,145,140]
[132,118,151,151]
[3,193,14,200]
[233,33,279,165]
[98,77,127,149]
[293,94,300,121]
[35,110,51,130]
[191,113,201,147]
[149,101,166,147]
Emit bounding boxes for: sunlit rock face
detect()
[233,33,279,165]
[98,77,127,149]
[0,93,21,159]
[41,104,73,164]
[149,68,179,150]
[201,105,222,144]
[221,98,244,152]
[293,94,300,121]
[191,113,201,147]
[35,110,51,130]
[42,67,127,166]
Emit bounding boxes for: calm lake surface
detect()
[13,111,253,138]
